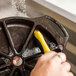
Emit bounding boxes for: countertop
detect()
[34,0,76,23]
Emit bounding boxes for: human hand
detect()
[30,51,74,76]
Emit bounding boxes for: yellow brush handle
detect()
[34,30,51,53]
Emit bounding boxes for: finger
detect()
[35,51,57,68]
[62,62,71,72]
[51,52,66,64]
[68,72,74,76]
[38,51,57,62]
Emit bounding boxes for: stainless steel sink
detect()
[0,0,28,19]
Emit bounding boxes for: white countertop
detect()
[33,0,76,23]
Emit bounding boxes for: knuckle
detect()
[47,59,56,66]
[48,60,52,64]
[47,59,57,70]
[38,55,45,62]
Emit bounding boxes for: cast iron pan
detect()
[0,15,69,76]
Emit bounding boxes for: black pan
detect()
[0,15,69,76]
